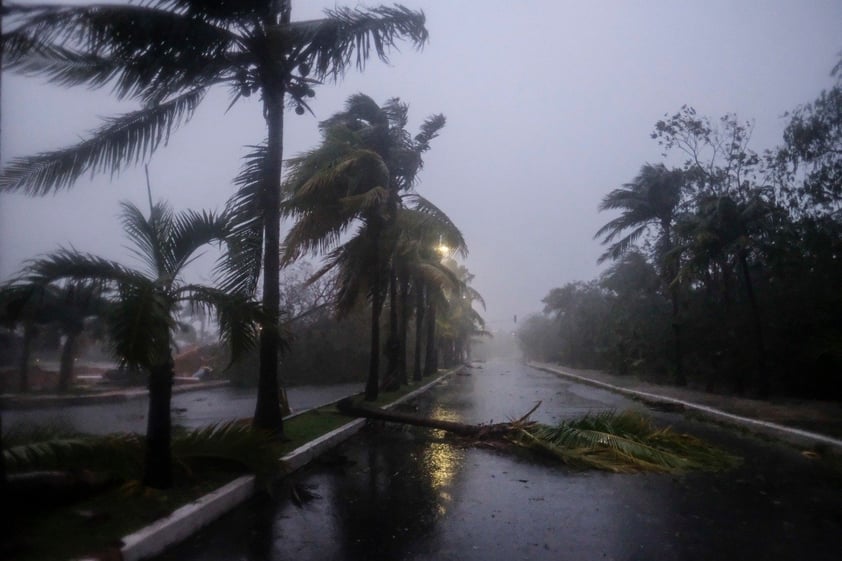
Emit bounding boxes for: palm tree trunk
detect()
[253,44,287,436]
[413,280,425,382]
[19,322,34,393]
[383,268,400,390]
[58,330,80,393]
[365,277,384,401]
[143,359,174,489]
[423,299,437,376]
[398,272,410,385]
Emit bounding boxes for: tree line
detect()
[519,59,842,401]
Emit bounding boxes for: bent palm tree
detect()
[595,163,687,384]
[10,200,261,488]
[282,94,450,398]
[1,0,428,435]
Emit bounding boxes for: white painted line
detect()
[529,362,842,452]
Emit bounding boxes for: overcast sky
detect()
[1,0,840,332]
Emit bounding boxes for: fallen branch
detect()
[337,399,739,473]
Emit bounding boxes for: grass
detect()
[3,373,448,561]
[9,471,234,561]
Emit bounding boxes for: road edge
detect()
[528,361,842,454]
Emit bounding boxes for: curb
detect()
[118,368,458,561]
[1,380,230,411]
[528,362,842,453]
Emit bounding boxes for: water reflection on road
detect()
[157,359,842,561]
[3,382,363,434]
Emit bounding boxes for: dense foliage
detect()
[520,64,842,400]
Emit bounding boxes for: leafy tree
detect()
[1,0,429,435]
[8,200,261,488]
[774,59,842,215]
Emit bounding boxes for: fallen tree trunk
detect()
[337,398,518,438]
[336,398,739,474]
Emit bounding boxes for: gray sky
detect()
[1,0,840,332]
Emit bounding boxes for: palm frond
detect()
[171,421,284,480]
[119,200,173,277]
[4,433,144,478]
[403,194,467,256]
[3,3,234,102]
[19,249,146,288]
[0,87,206,195]
[290,5,428,80]
[179,285,265,363]
[168,208,228,277]
[515,411,738,473]
[217,144,267,295]
[414,114,447,152]
[597,224,649,264]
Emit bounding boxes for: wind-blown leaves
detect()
[292,5,428,79]
[5,422,283,480]
[0,87,206,195]
[217,143,267,296]
[3,3,234,102]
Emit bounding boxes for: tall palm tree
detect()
[282,94,447,399]
[1,0,428,434]
[595,163,687,384]
[9,200,261,488]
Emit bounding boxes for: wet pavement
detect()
[2,382,362,435]
[156,360,842,561]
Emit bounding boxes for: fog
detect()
[1,0,840,332]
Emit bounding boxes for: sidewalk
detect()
[529,361,842,453]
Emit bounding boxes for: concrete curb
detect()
[119,476,256,561]
[528,362,842,453]
[118,368,458,561]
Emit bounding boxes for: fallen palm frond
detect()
[4,422,284,481]
[171,421,285,480]
[4,433,144,478]
[515,411,737,473]
[337,399,739,473]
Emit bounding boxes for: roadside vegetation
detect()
[518,60,842,402]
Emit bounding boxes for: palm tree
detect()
[10,200,260,488]
[282,94,447,399]
[1,0,428,435]
[437,262,487,366]
[595,163,687,384]
[389,199,467,385]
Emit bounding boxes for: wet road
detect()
[158,360,842,561]
[2,383,362,435]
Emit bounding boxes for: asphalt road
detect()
[156,359,842,561]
